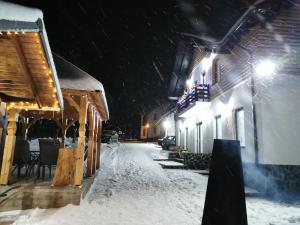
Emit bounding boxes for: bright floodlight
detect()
[255,60,275,77]
[163,120,170,129]
[186,79,193,89]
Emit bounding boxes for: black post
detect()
[202,139,248,225]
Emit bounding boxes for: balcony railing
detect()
[176,83,210,111]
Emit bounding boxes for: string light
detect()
[2,31,61,112]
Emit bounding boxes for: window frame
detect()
[214,115,222,139]
[234,107,246,148]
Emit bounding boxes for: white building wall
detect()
[257,74,300,165]
[176,72,300,166]
[176,79,256,163]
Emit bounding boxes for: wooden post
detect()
[92,113,98,174]
[0,109,19,185]
[74,96,88,185]
[86,106,95,177]
[52,148,75,186]
[96,119,102,169]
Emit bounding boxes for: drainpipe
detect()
[236,43,259,166]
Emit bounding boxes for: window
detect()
[196,122,203,153]
[235,108,246,147]
[153,113,157,120]
[185,127,188,149]
[142,128,146,137]
[214,115,222,139]
[178,130,181,146]
[212,58,221,85]
[153,126,157,135]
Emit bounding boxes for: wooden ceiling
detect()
[0,32,59,110]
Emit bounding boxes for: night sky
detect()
[7,0,252,137]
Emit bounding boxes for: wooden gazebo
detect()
[52,54,109,186]
[0,2,64,185]
[0,2,109,210]
[13,54,109,187]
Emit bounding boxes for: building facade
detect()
[140,105,175,140]
[171,3,300,193]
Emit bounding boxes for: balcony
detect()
[176,83,210,112]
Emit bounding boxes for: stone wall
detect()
[168,152,211,170]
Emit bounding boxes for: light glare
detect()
[255,60,275,77]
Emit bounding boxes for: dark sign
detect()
[202,139,248,225]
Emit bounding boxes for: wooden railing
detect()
[176,84,210,111]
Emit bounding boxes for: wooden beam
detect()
[12,37,42,108]
[0,109,19,184]
[74,95,88,186]
[86,106,95,177]
[64,95,80,113]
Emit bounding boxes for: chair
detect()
[37,139,60,179]
[13,139,31,177]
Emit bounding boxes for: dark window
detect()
[153,126,157,134]
[153,113,157,120]
[142,128,146,136]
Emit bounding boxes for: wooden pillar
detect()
[96,119,102,169]
[74,95,88,185]
[86,106,95,177]
[92,113,98,174]
[52,148,75,186]
[0,109,19,185]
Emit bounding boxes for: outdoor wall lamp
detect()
[186,79,193,89]
[255,60,276,77]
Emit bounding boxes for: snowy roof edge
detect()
[54,54,109,120]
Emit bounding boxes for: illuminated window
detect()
[235,108,246,147]
[185,127,188,149]
[214,115,222,139]
[196,122,203,153]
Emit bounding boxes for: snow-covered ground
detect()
[1,143,300,225]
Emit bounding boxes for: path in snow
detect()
[2,143,300,225]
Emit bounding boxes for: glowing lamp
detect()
[186,79,193,89]
[255,60,275,77]
[163,120,170,129]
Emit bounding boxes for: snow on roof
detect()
[53,53,109,119]
[0,1,43,22]
[0,1,64,110]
